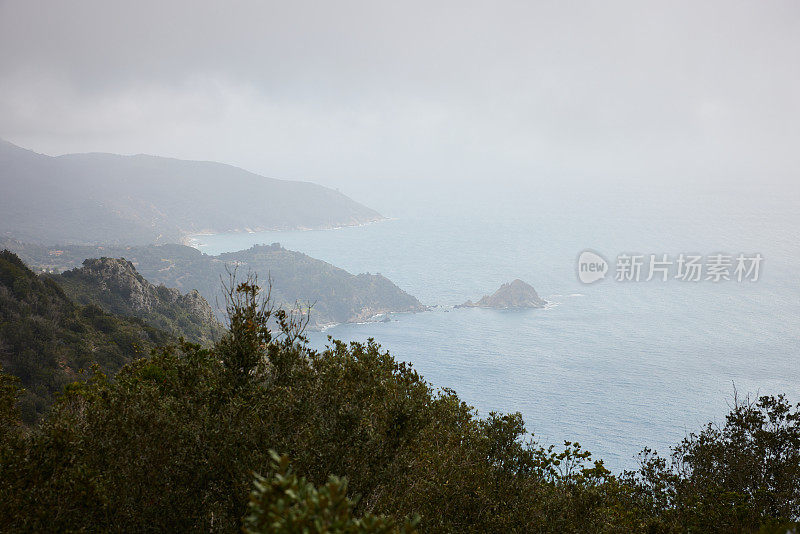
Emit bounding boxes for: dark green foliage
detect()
[243,452,419,533]
[216,279,276,380]
[624,394,800,533]
[0,365,24,449]
[0,279,619,532]
[0,250,171,423]
[0,276,797,532]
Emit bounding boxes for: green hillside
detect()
[52,257,225,345]
[0,280,797,532]
[0,250,170,423]
[3,239,426,327]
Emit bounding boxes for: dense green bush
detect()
[623,394,800,533]
[0,277,798,532]
[0,250,171,423]
[243,452,418,533]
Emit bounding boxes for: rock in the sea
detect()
[457,279,546,309]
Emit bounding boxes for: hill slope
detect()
[0,251,171,423]
[52,257,225,345]
[217,244,425,325]
[3,239,426,328]
[0,139,383,245]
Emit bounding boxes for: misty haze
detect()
[1,2,799,532]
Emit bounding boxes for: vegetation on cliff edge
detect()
[0,272,798,532]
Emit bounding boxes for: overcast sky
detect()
[1,0,798,188]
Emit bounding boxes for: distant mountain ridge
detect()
[53,257,225,345]
[0,139,383,245]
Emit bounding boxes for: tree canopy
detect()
[0,276,798,532]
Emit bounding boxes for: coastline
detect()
[181,216,392,250]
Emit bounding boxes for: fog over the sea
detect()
[1,0,798,189]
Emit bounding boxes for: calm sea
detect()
[193,179,800,472]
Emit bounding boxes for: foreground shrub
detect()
[0,278,797,532]
[626,394,800,533]
[243,452,418,533]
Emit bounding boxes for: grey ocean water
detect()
[194,179,800,472]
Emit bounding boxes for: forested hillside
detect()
[53,257,224,345]
[4,239,425,327]
[0,251,170,422]
[0,139,383,245]
[0,280,797,532]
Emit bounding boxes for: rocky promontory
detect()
[458,279,546,309]
[53,257,225,345]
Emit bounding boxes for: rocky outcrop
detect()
[55,257,224,345]
[0,251,174,423]
[458,279,546,309]
[71,257,157,312]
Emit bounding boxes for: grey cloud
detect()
[1,0,798,186]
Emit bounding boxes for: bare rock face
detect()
[78,257,159,312]
[458,279,546,309]
[56,257,224,344]
[178,288,219,328]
